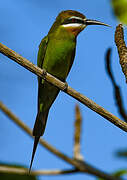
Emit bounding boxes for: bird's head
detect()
[49,10,110,36]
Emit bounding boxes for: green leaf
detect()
[111,0,127,25]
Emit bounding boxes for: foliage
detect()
[112,0,127,24]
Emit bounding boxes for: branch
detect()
[0,165,78,176]
[0,42,127,132]
[115,24,127,82]
[0,101,119,180]
[73,104,83,160]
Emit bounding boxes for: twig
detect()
[105,48,127,121]
[105,48,115,83]
[0,42,127,132]
[0,101,119,180]
[74,104,83,160]
[0,165,78,176]
[115,24,127,82]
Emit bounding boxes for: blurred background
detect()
[0,0,127,179]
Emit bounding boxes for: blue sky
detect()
[0,0,127,180]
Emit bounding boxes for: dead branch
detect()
[0,165,78,176]
[0,101,119,180]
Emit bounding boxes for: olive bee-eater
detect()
[29,10,109,171]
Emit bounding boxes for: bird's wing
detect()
[37,36,49,108]
[37,35,48,70]
[37,35,48,84]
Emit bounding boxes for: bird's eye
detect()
[71,18,76,23]
[62,17,84,25]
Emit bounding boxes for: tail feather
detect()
[29,136,40,173]
[33,111,49,136]
[29,111,49,172]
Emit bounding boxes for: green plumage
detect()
[29,10,109,171]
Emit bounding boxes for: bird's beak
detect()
[85,19,110,27]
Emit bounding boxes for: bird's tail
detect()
[29,110,49,172]
[33,110,49,137]
[29,136,40,173]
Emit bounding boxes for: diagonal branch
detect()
[0,42,127,132]
[0,101,119,180]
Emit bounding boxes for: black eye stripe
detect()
[62,18,84,25]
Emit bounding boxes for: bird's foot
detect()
[63,81,68,92]
[42,69,47,80]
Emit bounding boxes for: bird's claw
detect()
[63,82,68,91]
[42,69,47,80]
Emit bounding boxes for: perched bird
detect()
[29,10,109,171]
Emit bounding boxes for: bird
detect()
[29,10,109,171]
